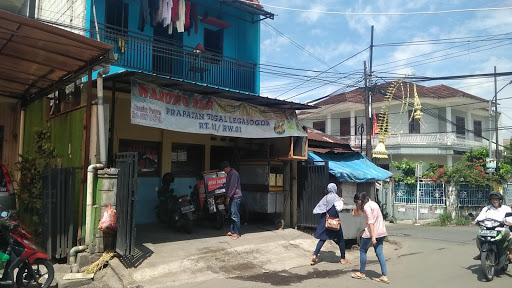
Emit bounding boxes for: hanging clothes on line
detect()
[185,0,191,31]
[191,2,198,34]
[176,0,186,32]
[138,0,150,31]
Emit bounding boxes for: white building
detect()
[299,82,500,169]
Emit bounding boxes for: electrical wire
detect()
[276,47,369,98]
[241,1,512,16]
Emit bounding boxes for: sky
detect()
[257,0,512,138]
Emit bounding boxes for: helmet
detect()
[489,192,503,201]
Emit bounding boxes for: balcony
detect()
[91,25,257,94]
[337,133,486,151]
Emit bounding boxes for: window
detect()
[204,28,223,54]
[312,121,325,133]
[172,143,205,177]
[339,118,350,136]
[456,116,466,136]
[474,120,482,140]
[119,140,160,177]
[105,0,128,31]
[408,110,421,134]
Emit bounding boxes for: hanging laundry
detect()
[184,0,191,31]
[171,0,179,22]
[176,0,186,32]
[191,3,198,34]
[150,0,159,26]
[138,0,150,31]
[159,0,172,28]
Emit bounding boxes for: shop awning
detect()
[0,9,112,103]
[308,151,393,183]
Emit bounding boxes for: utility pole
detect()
[364,61,369,157]
[489,99,493,161]
[494,66,499,162]
[364,25,374,158]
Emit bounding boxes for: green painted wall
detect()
[22,99,44,156]
[49,108,85,167]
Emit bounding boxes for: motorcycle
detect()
[206,190,228,230]
[0,210,54,288]
[476,215,512,281]
[156,193,195,234]
[192,173,228,230]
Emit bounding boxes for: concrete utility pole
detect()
[494,66,499,162]
[364,26,374,158]
[364,61,369,156]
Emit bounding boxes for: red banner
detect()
[206,176,226,192]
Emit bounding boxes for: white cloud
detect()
[300,4,327,24]
[344,0,433,35]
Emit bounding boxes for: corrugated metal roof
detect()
[0,9,112,103]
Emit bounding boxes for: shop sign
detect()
[206,176,226,192]
[204,172,226,194]
[131,80,307,138]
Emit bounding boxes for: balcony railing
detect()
[336,133,486,150]
[91,25,257,94]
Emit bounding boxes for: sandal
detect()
[226,232,233,236]
[375,276,391,284]
[230,234,240,240]
[310,255,319,265]
[351,272,366,280]
[339,258,351,265]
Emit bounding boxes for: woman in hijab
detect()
[311,183,349,265]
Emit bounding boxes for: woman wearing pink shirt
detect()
[351,192,390,284]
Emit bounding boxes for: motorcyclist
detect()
[473,192,512,261]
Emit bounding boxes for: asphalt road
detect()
[179,224,511,288]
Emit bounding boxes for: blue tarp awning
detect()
[308,151,393,183]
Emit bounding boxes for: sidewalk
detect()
[76,224,400,287]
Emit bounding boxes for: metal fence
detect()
[42,167,79,259]
[457,184,490,207]
[91,24,257,94]
[505,183,512,205]
[394,182,446,205]
[297,161,329,228]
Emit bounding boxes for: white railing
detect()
[335,133,486,149]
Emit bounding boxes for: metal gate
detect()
[115,153,138,257]
[297,161,329,228]
[42,167,78,259]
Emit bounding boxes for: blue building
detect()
[23,0,311,253]
[83,0,273,94]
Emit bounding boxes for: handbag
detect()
[325,216,341,231]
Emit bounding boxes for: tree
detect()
[391,159,417,185]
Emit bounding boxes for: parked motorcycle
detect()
[476,216,512,281]
[156,194,195,234]
[191,173,228,230]
[0,210,54,288]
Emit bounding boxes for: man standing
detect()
[222,161,242,240]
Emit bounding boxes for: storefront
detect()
[102,72,310,228]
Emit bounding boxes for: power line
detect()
[246,1,512,15]
[262,22,336,71]
[277,47,369,98]
[375,39,512,73]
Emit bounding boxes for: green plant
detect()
[437,212,453,226]
[391,159,417,185]
[454,215,471,226]
[443,147,512,186]
[15,127,56,239]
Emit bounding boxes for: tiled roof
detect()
[314,81,486,106]
[307,128,354,152]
